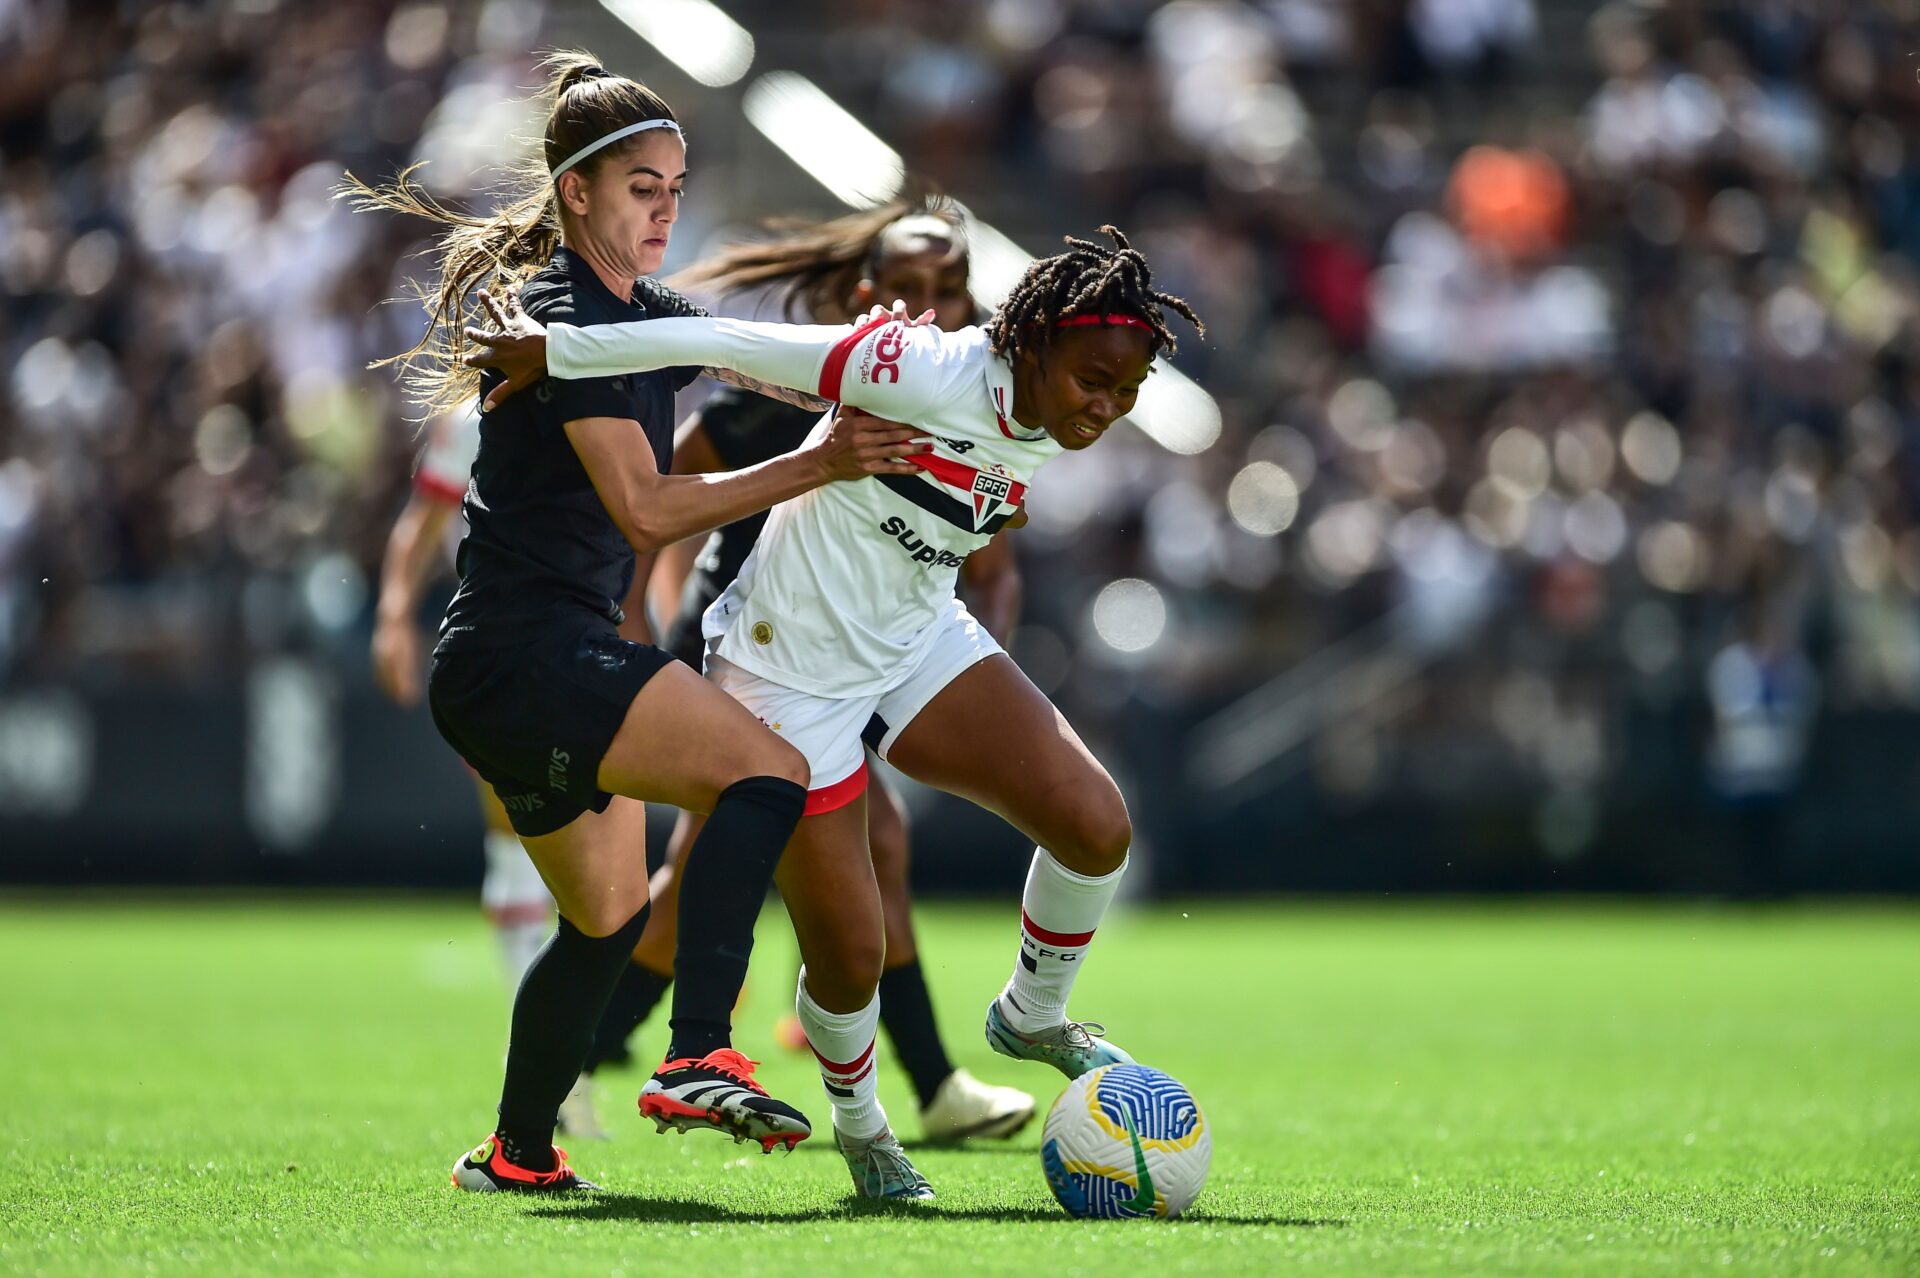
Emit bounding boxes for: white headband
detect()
[550,119,683,182]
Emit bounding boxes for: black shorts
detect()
[429,619,676,837]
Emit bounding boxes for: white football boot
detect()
[919,1068,1036,1142]
[556,1073,611,1141]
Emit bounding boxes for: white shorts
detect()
[706,601,1003,814]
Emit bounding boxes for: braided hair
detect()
[984,225,1203,366]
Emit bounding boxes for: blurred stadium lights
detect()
[742,72,906,208]
[1091,578,1169,654]
[951,216,1032,313]
[600,0,755,88]
[741,71,1221,455]
[412,80,543,194]
[1127,366,1222,456]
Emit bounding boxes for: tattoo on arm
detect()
[702,366,832,413]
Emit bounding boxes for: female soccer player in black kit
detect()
[347,51,928,1193]
[574,202,1037,1144]
[467,223,1204,1199]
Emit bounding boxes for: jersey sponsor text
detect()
[879,515,966,570]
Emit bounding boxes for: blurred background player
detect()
[372,400,553,989]
[371,397,614,1139]
[573,200,1036,1145]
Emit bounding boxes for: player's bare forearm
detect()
[701,366,832,413]
[649,532,704,625]
[565,410,924,556]
[372,495,453,706]
[377,497,455,623]
[629,455,838,551]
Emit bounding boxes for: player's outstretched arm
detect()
[695,302,931,413]
[467,287,941,421]
[699,368,832,413]
[564,407,928,555]
[371,493,456,707]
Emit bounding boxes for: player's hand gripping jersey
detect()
[549,315,1062,695]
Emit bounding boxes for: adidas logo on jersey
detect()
[878,516,966,570]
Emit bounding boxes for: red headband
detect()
[1055,313,1152,332]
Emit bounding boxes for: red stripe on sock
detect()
[804,760,868,816]
[832,1060,875,1087]
[1021,911,1095,948]
[810,1037,875,1076]
[817,315,894,401]
[487,902,551,927]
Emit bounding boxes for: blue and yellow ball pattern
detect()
[1040,1064,1211,1219]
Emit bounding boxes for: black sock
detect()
[667,774,806,1061]
[878,959,956,1109]
[496,904,651,1169]
[583,960,673,1073]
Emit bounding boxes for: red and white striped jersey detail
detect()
[414,402,481,507]
[992,385,1045,441]
[705,324,1063,698]
[817,314,895,402]
[907,453,1028,507]
[412,471,466,506]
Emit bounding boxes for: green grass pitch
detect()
[1,897,1915,1276]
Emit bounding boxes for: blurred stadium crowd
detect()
[4,0,1920,871]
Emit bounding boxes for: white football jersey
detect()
[549,315,1063,694]
[414,401,481,507]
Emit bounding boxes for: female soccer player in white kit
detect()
[469,227,1203,1198]
[580,201,1035,1147]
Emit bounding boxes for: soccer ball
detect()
[1040,1063,1211,1219]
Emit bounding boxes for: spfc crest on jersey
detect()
[971,463,1015,530]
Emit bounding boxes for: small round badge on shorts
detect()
[750,621,774,646]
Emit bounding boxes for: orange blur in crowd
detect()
[1447,144,1570,262]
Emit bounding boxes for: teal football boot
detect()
[985,997,1134,1079]
[835,1126,935,1201]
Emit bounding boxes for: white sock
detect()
[796,969,888,1141]
[482,830,553,988]
[1000,848,1126,1034]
